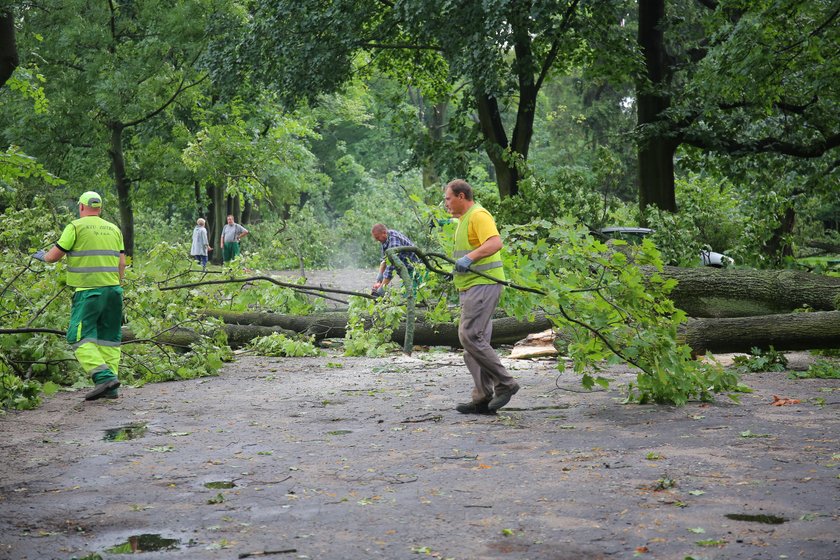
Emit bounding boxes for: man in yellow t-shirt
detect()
[444,179,519,414]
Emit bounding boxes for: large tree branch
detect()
[122,73,208,129]
[776,4,840,54]
[357,42,442,51]
[682,131,840,158]
[534,0,580,92]
[695,0,718,10]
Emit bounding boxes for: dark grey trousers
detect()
[458,283,517,402]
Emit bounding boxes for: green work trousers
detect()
[67,286,123,385]
[223,242,241,263]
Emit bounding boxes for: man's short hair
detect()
[371,223,387,235]
[446,179,473,201]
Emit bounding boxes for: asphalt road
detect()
[1,349,838,560]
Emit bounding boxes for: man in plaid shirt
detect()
[370,224,421,296]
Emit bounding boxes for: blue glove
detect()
[32,249,47,262]
[376,272,384,283]
[371,286,385,297]
[455,255,473,273]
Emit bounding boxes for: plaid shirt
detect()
[380,229,420,280]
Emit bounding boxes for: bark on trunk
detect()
[762,205,796,263]
[210,183,225,265]
[654,266,840,317]
[204,309,553,348]
[109,122,135,258]
[805,240,840,254]
[476,93,518,199]
[683,311,840,355]
[194,181,204,220]
[123,324,296,349]
[637,0,677,216]
[241,198,252,225]
[0,10,18,89]
[197,308,840,355]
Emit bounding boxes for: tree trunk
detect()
[194,181,204,219]
[123,324,296,349]
[683,311,840,355]
[476,93,519,199]
[655,266,840,317]
[198,308,840,355]
[762,205,796,264]
[241,198,253,225]
[408,86,446,190]
[204,309,553,348]
[509,2,537,165]
[109,122,135,258]
[209,183,225,265]
[0,10,18,89]
[637,0,677,216]
[805,240,840,254]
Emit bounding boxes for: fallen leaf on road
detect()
[771,395,800,406]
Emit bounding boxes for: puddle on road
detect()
[105,534,180,553]
[725,513,787,524]
[204,480,236,489]
[103,424,148,442]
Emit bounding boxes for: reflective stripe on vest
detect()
[65,217,123,288]
[452,203,505,291]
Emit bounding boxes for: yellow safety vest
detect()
[65,217,123,288]
[453,204,505,291]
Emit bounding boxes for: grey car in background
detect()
[594,227,734,268]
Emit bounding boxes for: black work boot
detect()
[455,400,495,415]
[488,383,520,412]
[85,379,120,401]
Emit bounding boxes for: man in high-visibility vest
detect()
[444,179,519,414]
[34,191,126,400]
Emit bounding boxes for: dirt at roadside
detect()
[1,348,838,560]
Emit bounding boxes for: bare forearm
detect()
[467,236,502,261]
[43,246,65,263]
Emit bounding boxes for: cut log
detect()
[805,240,840,254]
[654,266,840,317]
[122,324,296,349]
[204,309,552,347]
[202,308,840,354]
[206,310,348,339]
[682,310,840,355]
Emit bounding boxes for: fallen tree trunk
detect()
[202,309,840,354]
[682,310,840,355]
[122,324,296,349]
[204,309,553,347]
[805,240,840,254]
[654,266,840,317]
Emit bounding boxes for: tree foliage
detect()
[240,0,629,199]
